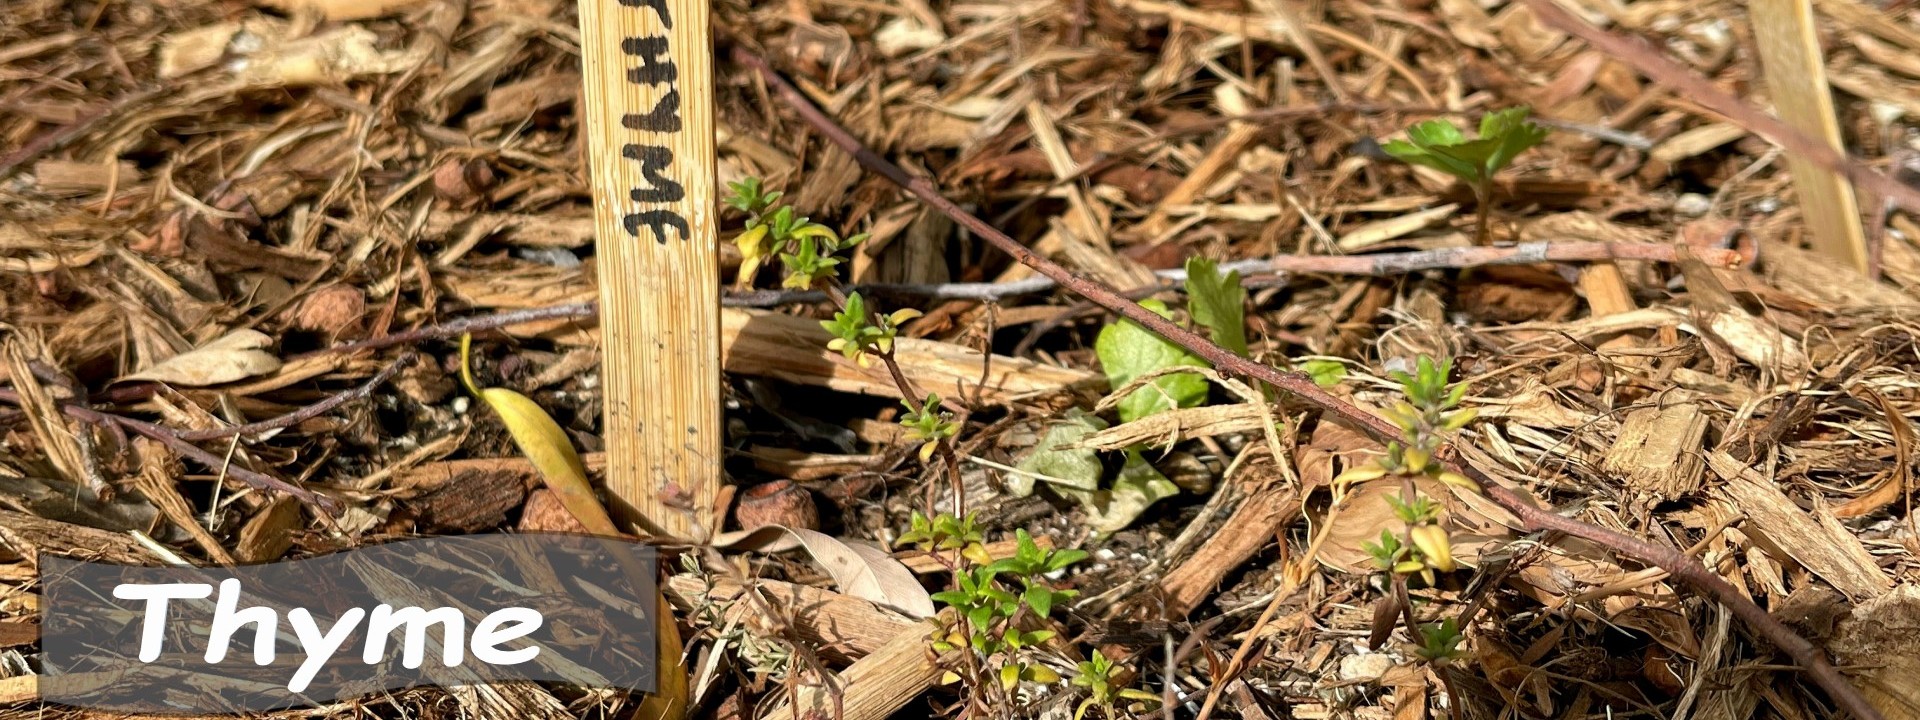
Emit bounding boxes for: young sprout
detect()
[1381,107,1548,245]
[820,291,921,367]
[898,511,995,569]
[899,394,958,463]
[1072,649,1159,720]
[1338,357,1475,605]
[1414,618,1467,663]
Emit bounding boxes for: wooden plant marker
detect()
[576,0,722,540]
[1750,0,1870,273]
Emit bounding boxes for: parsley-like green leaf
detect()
[1095,299,1210,423]
[1184,256,1248,358]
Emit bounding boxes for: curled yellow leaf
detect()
[1410,524,1456,572]
[459,335,687,720]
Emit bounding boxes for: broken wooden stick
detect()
[576,0,723,539]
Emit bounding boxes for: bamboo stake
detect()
[1748,0,1870,272]
[576,0,722,539]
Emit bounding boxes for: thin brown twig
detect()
[819,284,967,517]
[286,303,597,362]
[174,353,414,440]
[1519,0,1920,215]
[734,45,1883,720]
[0,86,166,180]
[726,241,1746,308]
[0,388,332,509]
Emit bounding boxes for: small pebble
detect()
[1337,652,1396,683]
[1673,193,1711,217]
[514,247,582,268]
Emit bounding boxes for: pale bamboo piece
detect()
[576,0,722,539]
[1750,0,1870,272]
[759,617,945,720]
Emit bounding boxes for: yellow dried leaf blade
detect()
[477,387,618,536]
[634,613,690,720]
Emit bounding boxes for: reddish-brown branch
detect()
[0,87,166,180]
[1520,0,1920,216]
[287,303,597,361]
[0,388,332,510]
[174,353,413,440]
[733,46,1882,720]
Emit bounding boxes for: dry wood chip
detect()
[0,510,151,566]
[1603,402,1709,505]
[1707,452,1891,600]
[746,447,880,481]
[255,0,429,21]
[663,574,915,660]
[759,621,942,720]
[1337,204,1460,251]
[1065,403,1266,452]
[1648,123,1748,164]
[30,159,138,194]
[0,620,34,648]
[1829,584,1920,718]
[720,309,1103,403]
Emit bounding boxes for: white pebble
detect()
[1337,652,1396,682]
[1674,193,1711,217]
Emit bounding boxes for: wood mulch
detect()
[5,0,1920,717]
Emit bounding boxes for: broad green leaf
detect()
[1184,257,1247,358]
[1023,585,1055,617]
[1405,118,1466,147]
[1381,140,1481,181]
[1298,358,1347,388]
[1429,137,1503,175]
[1046,548,1090,572]
[1095,299,1210,422]
[1478,106,1533,142]
[1385,109,1547,183]
[1011,409,1108,496]
[1486,118,1548,176]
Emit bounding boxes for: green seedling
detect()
[1072,649,1159,720]
[1096,299,1209,423]
[983,529,1089,617]
[1183,256,1248,358]
[1335,355,1478,647]
[1381,107,1548,245]
[821,291,921,367]
[1298,358,1348,389]
[898,511,990,565]
[1414,618,1467,663]
[899,394,959,463]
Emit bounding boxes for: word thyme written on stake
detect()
[617,0,690,243]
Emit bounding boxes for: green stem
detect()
[1473,180,1493,246]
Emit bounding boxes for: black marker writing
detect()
[617,0,672,27]
[612,0,689,243]
[625,210,690,243]
[620,37,676,84]
[623,145,684,203]
[621,88,681,133]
